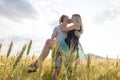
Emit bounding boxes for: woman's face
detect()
[71,18,75,23]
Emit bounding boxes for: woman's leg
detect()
[27,39,55,73]
[36,39,55,67]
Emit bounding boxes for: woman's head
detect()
[72,14,83,34]
[71,14,81,24]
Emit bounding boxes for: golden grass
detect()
[0,41,120,80]
[0,55,120,80]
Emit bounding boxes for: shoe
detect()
[27,62,38,73]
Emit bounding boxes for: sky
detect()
[0,0,120,58]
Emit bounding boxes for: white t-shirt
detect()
[53,25,67,42]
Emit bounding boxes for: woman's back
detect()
[67,30,78,39]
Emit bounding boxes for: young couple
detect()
[27,14,84,80]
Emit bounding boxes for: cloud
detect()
[0,34,30,42]
[0,0,37,21]
[110,0,120,6]
[0,0,68,56]
[49,20,58,27]
[93,0,120,25]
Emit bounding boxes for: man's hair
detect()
[59,15,68,23]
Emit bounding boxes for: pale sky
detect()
[0,0,120,58]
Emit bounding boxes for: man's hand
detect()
[75,31,81,39]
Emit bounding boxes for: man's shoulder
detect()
[54,25,60,29]
[55,25,60,27]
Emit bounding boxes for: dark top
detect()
[65,28,80,52]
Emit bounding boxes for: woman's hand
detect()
[75,31,81,38]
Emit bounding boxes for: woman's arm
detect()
[75,31,81,39]
[61,25,80,32]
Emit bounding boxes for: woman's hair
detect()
[59,15,68,24]
[72,14,83,34]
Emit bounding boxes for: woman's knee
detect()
[46,39,51,44]
[45,39,51,47]
[46,39,56,48]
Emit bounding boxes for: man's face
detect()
[62,17,69,26]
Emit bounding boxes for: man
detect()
[27,15,70,72]
[52,15,69,80]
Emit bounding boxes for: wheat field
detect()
[0,41,120,80]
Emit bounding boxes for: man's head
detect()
[59,15,69,26]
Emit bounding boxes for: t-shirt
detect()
[53,25,67,42]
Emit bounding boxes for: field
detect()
[0,41,120,80]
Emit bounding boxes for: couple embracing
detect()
[27,14,86,80]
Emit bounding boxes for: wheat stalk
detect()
[12,44,26,71]
[6,41,13,58]
[24,40,32,69]
[3,41,13,78]
[26,40,32,56]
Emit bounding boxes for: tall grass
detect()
[0,41,120,80]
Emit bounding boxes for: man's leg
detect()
[52,52,62,80]
[52,68,61,80]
